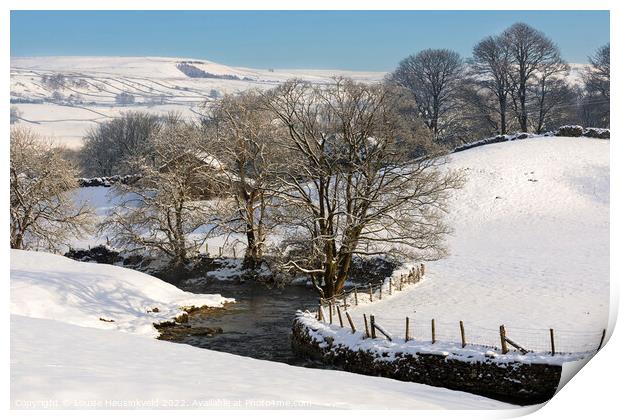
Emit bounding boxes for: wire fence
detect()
[314,263,606,356]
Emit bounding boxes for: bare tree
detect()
[501,23,565,131]
[470,35,514,134]
[10,106,21,124]
[265,78,463,298]
[458,79,503,137]
[102,122,215,267]
[581,43,610,127]
[530,71,574,134]
[80,111,162,176]
[10,128,92,251]
[200,91,283,268]
[389,49,465,144]
[585,43,610,100]
[115,92,136,105]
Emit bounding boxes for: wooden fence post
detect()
[369,283,373,302]
[317,306,322,321]
[363,314,370,338]
[328,301,333,324]
[346,311,356,333]
[499,325,508,354]
[459,320,466,348]
[343,295,348,310]
[373,320,392,341]
[218,246,222,257]
[431,318,436,344]
[354,287,358,305]
[405,317,410,342]
[389,278,392,295]
[598,329,606,351]
[336,305,344,327]
[421,263,425,276]
[370,315,377,339]
[549,328,555,356]
[379,281,383,300]
[232,246,236,259]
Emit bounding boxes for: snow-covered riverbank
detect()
[11,315,511,409]
[10,249,233,336]
[10,249,511,409]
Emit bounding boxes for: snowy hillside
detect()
[10,56,586,149]
[10,56,384,148]
[347,136,609,353]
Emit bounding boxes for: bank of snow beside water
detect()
[11,315,510,409]
[10,249,233,337]
[10,250,512,409]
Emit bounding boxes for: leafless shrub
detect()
[199,91,284,268]
[80,111,162,176]
[101,122,216,266]
[10,128,92,251]
[10,106,21,124]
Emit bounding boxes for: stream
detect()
[158,279,325,367]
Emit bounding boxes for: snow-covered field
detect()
[345,137,609,354]
[10,315,509,409]
[9,249,509,409]
[10,56,586,149]
[10,56,384,148]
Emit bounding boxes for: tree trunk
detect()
[334,252,354,295]
[11,232,24,249]
[519,92,527,131]
[322,239,338,298]
[244,226,259,269]
[242,192,264,270]
[536,79,547,134]
[499,97,507,134]
[518,73,528,131]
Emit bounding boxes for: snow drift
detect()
[10,249,233,337]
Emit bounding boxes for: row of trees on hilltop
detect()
[389,23,610,145]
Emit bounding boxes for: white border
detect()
[2,2,616,419]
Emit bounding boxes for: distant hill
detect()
[9,56,587,149]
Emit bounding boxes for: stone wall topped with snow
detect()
[454,127,610,153]
[292,314,562,405]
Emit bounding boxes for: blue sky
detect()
[10,10,609,71]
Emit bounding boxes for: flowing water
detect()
[159,279,324,366]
